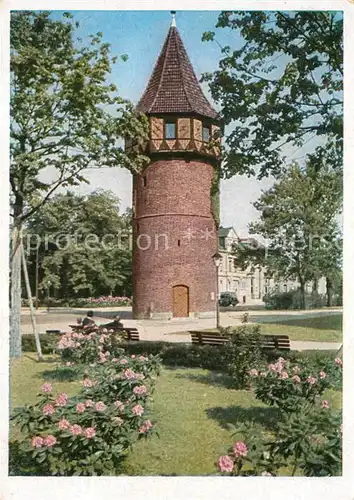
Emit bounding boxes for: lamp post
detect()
[212,252,222,330]
[47,280,51,312]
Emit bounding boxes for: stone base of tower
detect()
[133,310,216,320]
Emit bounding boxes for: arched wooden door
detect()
[172,285,189,318]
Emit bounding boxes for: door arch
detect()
[172,285,189,318]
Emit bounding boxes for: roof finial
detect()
[170,11,176,28]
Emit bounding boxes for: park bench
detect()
[46,329,63,335]
[189,331,290,351]
[68,324,140,342]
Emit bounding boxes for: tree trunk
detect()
[326,277,334,307]
[299,281,306,310]
[10,225,22,358]
[312,278,318,293]
[21,243,43,361]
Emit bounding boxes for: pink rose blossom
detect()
[82,379,95,388]
[292,375,301,383]
[102,328,108,334]
[124,369,137,380]
[58,418,70,430]
[322,400,330,409]
[84,427,96,438]
[76,403,86,413]
[133,385,148,395]
[44,435,57,447]
[139,419,153,433]
[268,364,277,372]
[42,383,52,393]
[233,441,248,458]
[280,371,289,379]
[319,371,327,379]
[114,400,125,411]
[95,401,106,412]
[248,369,258,377]
[218,455,234,473]
[120,358,128,365]
[31,436,44,448]
[132,404,144,416]
[55,393,68,407]
[307,376,317,385]
[138,356,148,362]
[260,372,267,377]
[131,355,136,359]
[70,424,82,435]
[335,358,343,367]
[85,399,94,407]
[43,404,56,416]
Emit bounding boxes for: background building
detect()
[218,226,326,305]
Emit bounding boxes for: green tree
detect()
[10,11,149,357]
[202,11,343,179]
[237,161,342,309]
[24,190,132,302]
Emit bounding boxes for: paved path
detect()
[21,307,342,351]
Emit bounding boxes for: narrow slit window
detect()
[143,176,147,187]
[165,121,176,139]
[202,124,210,142]
[177,239,181,247]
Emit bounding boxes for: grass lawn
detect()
[10,354,341,476]
[260,314,342,342]
[169,314,342,343]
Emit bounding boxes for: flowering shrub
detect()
[217,401,342,477]
[56,331,127,365]
[83,296,132,307]
[222,325,266,389]
[248,356,343,412]
[216,355,343,476]
[11,338,160,475]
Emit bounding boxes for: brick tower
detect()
[128,14,222,319]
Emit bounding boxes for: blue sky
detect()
[43,10,324,235]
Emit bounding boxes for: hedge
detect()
[22,334,339,371]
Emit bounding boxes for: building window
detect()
[228,260,232,272]
[202,124,210,142]
[219,237,226,249]
[165,121,176,139]
[177,239,181,247]
[142,176,147,187]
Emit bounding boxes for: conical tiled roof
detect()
[137,26,219,120]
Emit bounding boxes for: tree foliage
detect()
[25,190,132,299]
[10,10,148,224]
[202,11,343,179]
[234,161,342,308]
[10,11,148,356]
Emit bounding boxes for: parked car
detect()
[219,292,239,307]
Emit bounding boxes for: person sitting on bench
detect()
[102,315,124,329]
[82,310,96,330]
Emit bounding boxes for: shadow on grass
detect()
[174,371,235,389]
[22,354,58,364]
[35,367,80,382]
[206,405,281,431]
